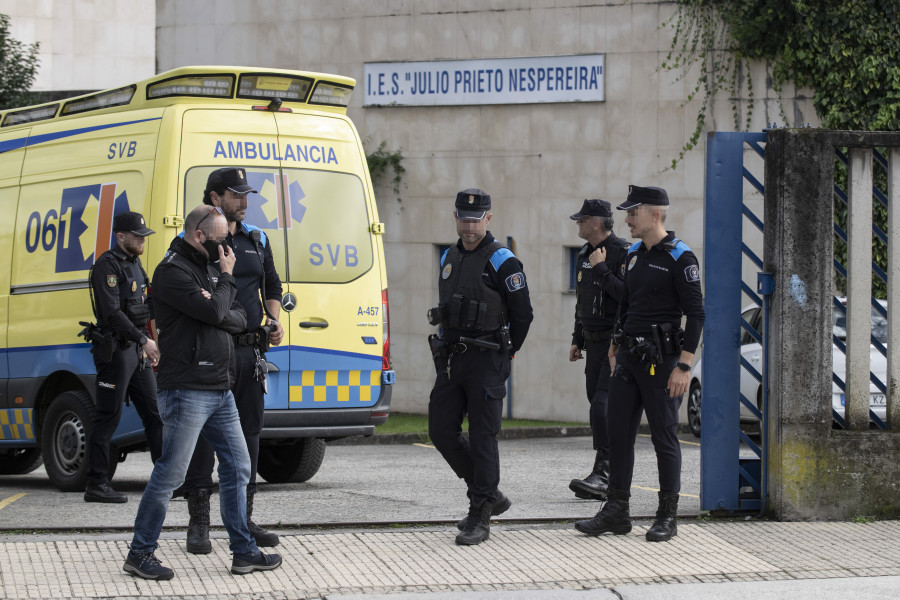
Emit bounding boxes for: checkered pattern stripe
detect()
[0,409,35,440]
[289,370,381,404]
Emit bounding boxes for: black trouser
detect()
[583,336,612,455]
[428,347,510,509]
[88,343,162,486]
[607,350,682,494]
[182,344,265,495]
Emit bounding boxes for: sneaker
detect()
[123,551,174,580]
[231,550,283,575]
[84,483,127,504]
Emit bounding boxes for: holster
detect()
[428,334,449,362]
[78,321,116,363]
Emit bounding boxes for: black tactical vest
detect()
[574,237,627,334]
[438,241,506,338]
[116,254,151,329]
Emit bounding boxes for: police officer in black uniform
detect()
[428,188,533,546]
[567,199,629,501]
[575,185,704,542]
[84,211,163,503]
[179,167,284,554]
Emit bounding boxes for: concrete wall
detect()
[764,130,900,520]
[2,0,155,93]
[155,1,818,422]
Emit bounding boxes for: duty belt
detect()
[582,329,611,342]
[233,332,256,346]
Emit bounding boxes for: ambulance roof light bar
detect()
[62,85,136,116]
[308,81,354,107]
[147,74,235,100]
[2,104,59,127]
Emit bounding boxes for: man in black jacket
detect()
[180,167,284,554]
[123,206,282,580]
[567,199,629,501]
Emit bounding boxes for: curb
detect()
[329,424,699,445]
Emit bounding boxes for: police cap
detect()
[206,167,258,196]
[112,211,155,236]
[570,198,612,220]
[455,188,491,219]
[616,185,669,210]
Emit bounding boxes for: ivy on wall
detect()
[664,0,899,297]
[366,140,405,199]
[662,0,900,168]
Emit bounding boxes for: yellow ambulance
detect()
[0,66,394,491]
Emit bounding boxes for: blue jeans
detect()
[130,389,256,556]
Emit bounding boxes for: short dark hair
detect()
[184,205,222,236]
[599,216,615,232]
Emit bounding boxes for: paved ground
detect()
[1,520,899,599]
[2,433,898,599]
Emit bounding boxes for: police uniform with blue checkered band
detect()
[428,189,533,546]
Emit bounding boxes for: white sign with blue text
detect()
[364,54,604,107]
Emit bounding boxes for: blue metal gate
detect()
[701,132,768,513]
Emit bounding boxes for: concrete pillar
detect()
[764,130,900,520]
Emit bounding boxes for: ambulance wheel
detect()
[41,390,94,492]
[0,448,43,475]
[257,438,326,484]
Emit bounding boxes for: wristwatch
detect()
[676,361,691,372]
[138,335,148,346]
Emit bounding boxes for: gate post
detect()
[701,132,752,511]
[764,130,842,519]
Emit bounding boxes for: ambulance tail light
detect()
[382,288,391,370]
[308,81,354,107]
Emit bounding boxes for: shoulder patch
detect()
[505,272,526,292]
[489,247,515,271]
[684,264,700,282]
[106,274,118,288]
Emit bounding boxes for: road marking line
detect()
[413,442,434,449]
[0,493,28,510]
[632,485,699,499]
[638,433,700,447]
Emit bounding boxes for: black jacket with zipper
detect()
[152,237,247,390]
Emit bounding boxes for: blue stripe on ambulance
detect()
[0,117,162,155]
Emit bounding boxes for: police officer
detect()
[179,167,284,554]
[567,199,629,501]
[84,211,163,503]
[575,185,704,542]
[428,188,533,546]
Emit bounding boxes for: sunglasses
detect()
[197,205,224,228]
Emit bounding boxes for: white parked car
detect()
[687,300,888,437]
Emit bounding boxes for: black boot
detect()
[568,452,609,500]
[646,491,679,542]
[455,501,492,546]
[247,491,279,547]
[456,490,511,530]
[186,489,212,554]
[574,487,632,536]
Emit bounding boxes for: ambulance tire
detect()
[41,390,94,492]
[257,438,326,484]
[0,448,43,475]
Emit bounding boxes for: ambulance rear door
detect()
[273,111,385,412]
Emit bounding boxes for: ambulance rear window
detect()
[183,167,372,284]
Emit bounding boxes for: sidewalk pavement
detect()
[2,519,898,600]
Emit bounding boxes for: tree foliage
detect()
[662,0,900,167]
[0,13,40,110]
